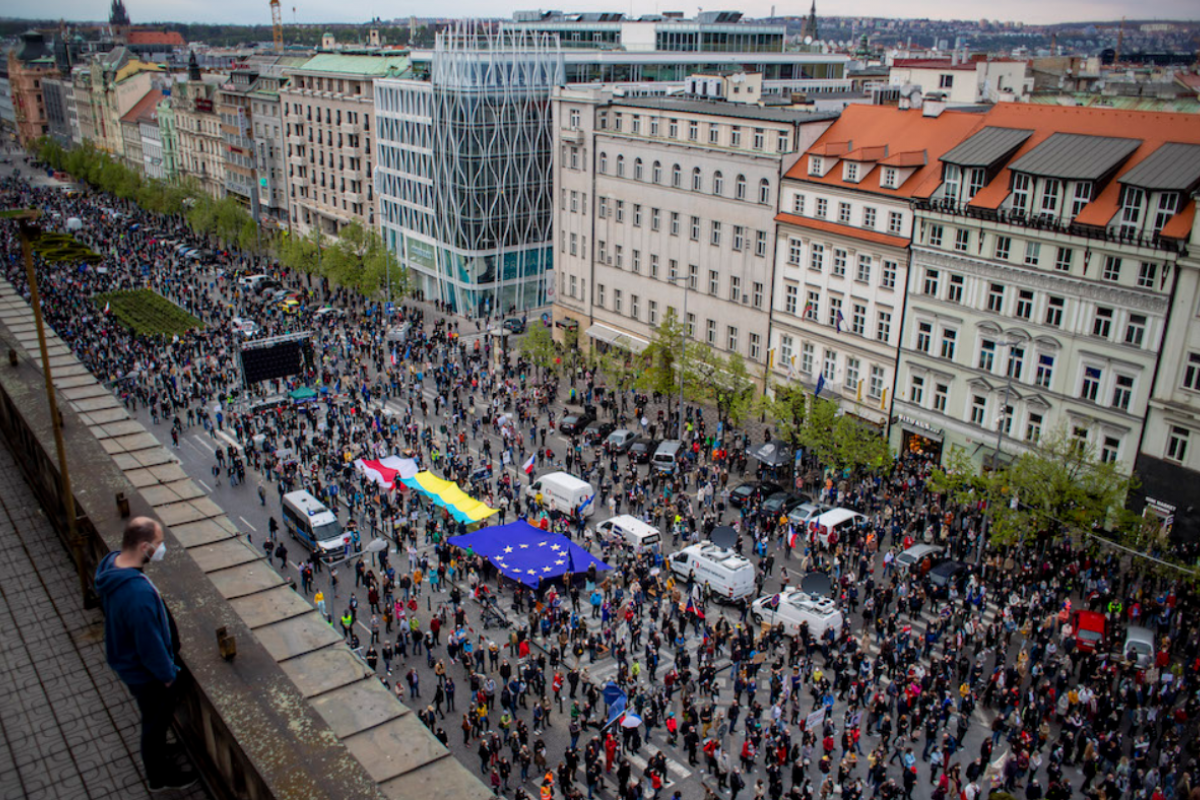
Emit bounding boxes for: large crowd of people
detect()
[2,160,1199,800]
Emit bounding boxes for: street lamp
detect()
[979,339,1021,565]
[665,274,690,440]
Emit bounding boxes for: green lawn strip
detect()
[93,289,205,338]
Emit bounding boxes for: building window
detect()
[688,120,698,141]
[1125,314,1146,348]
[887,211,903,234]
[1102,256,1122,283]
[940,328,957,360]
[613,289,622,313]
[707,320,717,345]
[780,335,794,365]
[755,231,768,257]
[729,276,741,303]
[810,244,824,272]
[917,322,933,354]
[852,304,866,336]
[690,216,700,241]
[939,73,954,89]
[1167,426,1190,463]
[633,204,642,227]
[713,172,724,195]
[1101,436,1120,465]
[1153,192,1181,234]
[1072,182,1093,217]
[943,165,961,201]
[876,310,892,342]
[708,123,719,144]
[955,229,970,252]
[1053,247,1072,272]
[1093,307,1113,339]
[815,197,827,218]
[928,224,944,247]
[777,131,789,152]
[1120,186,1145,235]
[672,164,682,188]
[869,366,885,399]
[1045,296,1064,327]
[805,291,820,321]
[598,153,607,173]
[792,194,805,215]
[966,168,986,200]
[828,297,842,328]
[845,358,860,391]
[650,255,659,278]
[863,207,877,229]
[596,284,605,307]
[652,161,662,184]
[987,283,1004,313]
[669,119,678,138]
[823,350,837,381]
[808,156,822,176]
[881,261,897,289]
[923,269,940,296]
[784,284,798,315]
[1041,178,1061,215]
[733,226,745,251]
[1026,413,1043,443]
[832,249,846,276]
[882,168,898,189]
[688,263,698,290]
[1082,365,1102,402]
[759,180,771,205]
[1016,290,1034,320]
[753,282,764,309]
[1011,173,1031,215]
[736,175,747,200]
[856,255,872,283]
[632,250,641,273]
[651,208,661,231]
[1112,374,1134,411]
[800,342,814,374]
[710,221,721,246]
[994,236,1011,260]
[692,168,702,192]
[933,383,948,413]
[971,395,987,426]
[838,202,852,223]
[630,294,639,319]
[670,212,679,235]
[910,375,925,404]
[1137,262,1158,289]
[1007,346,1024,381]
[616,155,625,177]
[614,245,623,268]
[788,239,803,266]
[634,158,644,181]
[1035,354,1054,388]
[615,201,625,223]
[749,333,761,361]
[1183,352,1200,391]
[648,300,658,325]
[978,339,995,371]
[1024,242,1041,266]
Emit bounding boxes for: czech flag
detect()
[522,454,536,475]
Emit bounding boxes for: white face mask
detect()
[147,542,166,563]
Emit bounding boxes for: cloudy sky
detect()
[23,0,1200,26]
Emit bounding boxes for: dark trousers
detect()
[128,680,178,785]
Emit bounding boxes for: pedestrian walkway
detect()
[0,443,209,800]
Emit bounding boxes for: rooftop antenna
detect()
[1115,16,1125,64]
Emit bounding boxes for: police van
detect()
[594,515,661,553]
[668,542,756,602]
[281,490,346,562]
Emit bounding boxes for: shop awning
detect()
[585,323,649,354]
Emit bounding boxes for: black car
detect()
[502,318,526,334]
[761,491,807,516]
[729,480,783,508]
[628,438,659,464]
[582,420,616,445]
[558,413,595,436]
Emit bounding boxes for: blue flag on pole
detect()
[815,374,826,398]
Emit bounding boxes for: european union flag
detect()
[815,374,826,398]
[447,520,611,587]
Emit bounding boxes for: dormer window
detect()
[1071,182,1093,217]
[1120,186,1145,236]
[845,162,859,182]
[1041,178,1061,216]
[808,156,823,176]
[943,165,961,203]
[1153,192,1180,234]
[1011,173,1031,215]
[882,167,898,188]
[966,168,986,200]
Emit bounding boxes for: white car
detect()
[238,273,268,288]
[751,588,844,638]
[231,317,259,337]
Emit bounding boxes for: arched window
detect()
[713,171,724,196]
[692,167,702,192]
[671,164,682,188]
[735,174,747,200]
[634,158,643,181]
[652,161,662,184]
[616,155,625,178]
[599,152,607,174]
[759,178,771,205]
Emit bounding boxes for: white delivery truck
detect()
[751,588,845,638]
[669,542,756,602]
[812,507,865,546]
[526,471,597,517]
[594,515,661,552]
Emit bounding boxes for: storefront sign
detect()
[898,415,943,438]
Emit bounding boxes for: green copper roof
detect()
[291,52,409,78]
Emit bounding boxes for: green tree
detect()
[636,307,687,398]
[687,347,755,431]
[518,322,558,380]
[794,396,890,476]
[761,382,810,450]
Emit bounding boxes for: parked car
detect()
[1071,610,1108,654]
[894,544,944,576]
[628,438,659,464]
[1123,625,1155,669]
[761,491,808,517]
[502,318,526,334]
[787,501,831,528]
[582,420,616,445]
[605,429,642,454]
[729,480,782,508]
[558,412,595,436]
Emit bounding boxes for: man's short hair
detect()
[123,517,161,550]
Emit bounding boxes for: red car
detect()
[1071,610,1108,653]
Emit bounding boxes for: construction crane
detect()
[270,0,283,52]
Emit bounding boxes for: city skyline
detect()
[5,0,1199,28]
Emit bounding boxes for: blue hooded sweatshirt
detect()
[94,551,179,686]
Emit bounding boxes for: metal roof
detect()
[1008,132,1142,181]
[940,126,1032,167]
[611,96,840,125]
[1118,142,1200,191]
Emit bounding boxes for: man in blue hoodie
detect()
[95,517,197,792]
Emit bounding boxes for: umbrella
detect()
[801,571,834,597]
[711,525,737,550]
[620,713,642,728]
[750,441,793,468]
[364,538,389,553]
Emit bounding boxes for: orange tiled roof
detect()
[785,105,987,199]
[775,212,910,249]
[810,141,851,157]
[963,104,1200,233]
[127,30,186,47]
[844,145,889,162]
[1158,201,1195,240]
[120,88,163,125]
[880,150,927,167]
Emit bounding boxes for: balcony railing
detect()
[914,198,1184,254]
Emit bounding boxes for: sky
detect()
[16,0,1200,26]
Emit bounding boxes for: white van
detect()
[750,589,844,638]
[669,542,756,602]
[594,515,661,552]
[812,507,865,547]
[652,440,683,474]
[526,471,596,518]
[281,490,346,562]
